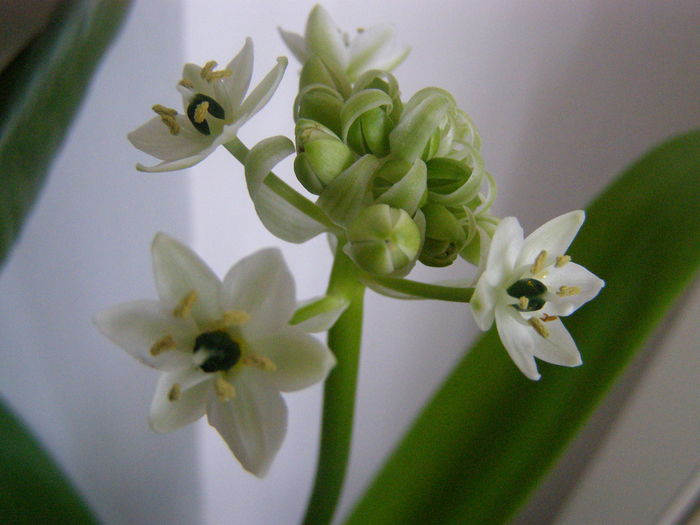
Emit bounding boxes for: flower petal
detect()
[494,307,541,380]
[543,263,606,316]
[207,370,287,477]
[219,37,254,114]
[278,27,309,63]
[517,210,585,268]
[221,248,296,338]
[94,300,196,371]
[236,57,287,122]
[304,5,348,70]
[469,275,497,331]
[149,368,211,433]
[347,25,404,80]
[483,217,522,286]
[128,116,211,162]
[529,317,582,368]
[251,326,336,392]
[152,233,222,326]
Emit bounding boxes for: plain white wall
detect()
[1,1,698,524]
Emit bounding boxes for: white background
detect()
[0,1,698,524]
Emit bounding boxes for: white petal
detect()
[128,116,211,162]
[94,300,196,371]
[483,217,522,286]
[251,326,336,392]
[304,5,349,70]
[219,38,254,114]
[495,307,541,380]
[220,248,296,338]
[236,57,287,122]
[543,263,606,316]
[517,210,585,268]
[347,25,394,79]
[151,233,222,326]
[278,27,309,63]
[149,368,211,433]
[469,275,497,331]
[364,44,410,75]
[529,317,582,368]
[181,63,214,98]
[207,370,287,477]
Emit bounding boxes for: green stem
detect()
[302,247,365,525]
[367,275,474,302]
[224,138,336,230]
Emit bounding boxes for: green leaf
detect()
[345,130,700,525]
[0,0,132,268]
[0,398,97,524]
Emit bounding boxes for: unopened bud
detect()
[299,55,351,97]
[294,85,344,136]
[294,120,355,194]
[419,204,466,267]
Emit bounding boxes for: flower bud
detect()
[299,55,351,98]
[426,157,483,206]
[294,119,355,194]
[341,89,395,157]
[345,204,421,275]
[372,158,427,214]
[294,84,344,136]
[419,204,466,267]
[352,70,403,123]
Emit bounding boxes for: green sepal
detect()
[389,92,450,163]
[317,155,380,226]
[374,158,427,215]
[299,54,351,98]
[419,204,467,267]
[426,154,484,206]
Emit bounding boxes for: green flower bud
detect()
[294,84,344,136]
[419,204,466,267]
[294,119,355,194]
[352,70,403,123]
[341,89,394,157]
[426,157,483,206]
[299,55,351,98]
[345,203,421,276]
[372,157,427,214]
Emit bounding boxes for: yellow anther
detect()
[555,255,571,268]
[150,335,176,356]
[528,317,550,338]
[242,355,277,372]
[152,104,180,135]
[179,79,194,89]
[173,290,198,318]
[207,310,251,331]
[557,286,581,297]
[168,383,182,402]
[200,60,232,81]
[530,250,548,275]
[193,101,209,123]
[541,313,559,322]
[152,104,177,117]
[215,376,236,402]
[518,296,529,310]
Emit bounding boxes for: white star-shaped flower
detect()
[128,38,287,172]
[95,234,335,476]
[279,5,409,81]
[470,211,605,380]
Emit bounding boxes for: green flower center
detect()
[507,278,547,312]
[194,330,241,372]
[187,94,226,135]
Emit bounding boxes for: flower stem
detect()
[366,275,474,302]
[302,247,365,525]
[224,138,336,230]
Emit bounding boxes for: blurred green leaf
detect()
[0,0,132,267]
[345,130,700,525]
[0,398,98,524]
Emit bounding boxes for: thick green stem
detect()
[302,248,365,525]
[367,275,474,302]
[224,138,336,230]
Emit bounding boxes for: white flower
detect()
[94,234,335,476]
[128,38,287,172]
[279,5,409,81]
[470,211,605,380]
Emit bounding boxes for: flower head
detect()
[129,39,287,172]
[95,234,335,476]
[470,211,604,380]
[279,5,409,82]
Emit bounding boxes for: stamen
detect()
[207,310,251,331]
[179,79,194,89]
[215,375,236,402]
[518,296,529,310]
[530,250,548,275]
[557,286,581,297]
[173,290,198,318]
[541,313,559,322]
[528,317,550,338]
[152,104,180,135]
[555,255,571,268]
[193,101,209,123]
[150,335,176,356]
[152,104,177,117]
[242,355,277,372]
[168,383,182,401]
[200,60,232,81]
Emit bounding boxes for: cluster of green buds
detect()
[291,53,498,275]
